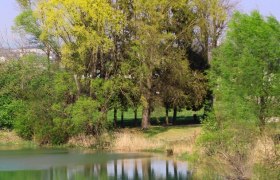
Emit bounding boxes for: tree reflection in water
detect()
[0,149,192,179]
[67,158,191,179]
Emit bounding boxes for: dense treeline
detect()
[1,0,232,143]
[0,0,279,178]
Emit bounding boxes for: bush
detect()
[69,97,109,136]
[0,95,14,129]
[198,113,258,179]
[50,117,73,145]
[13,101,35,140]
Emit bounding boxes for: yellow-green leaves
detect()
[36,0,125,73]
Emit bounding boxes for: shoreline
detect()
[0,125,201,160]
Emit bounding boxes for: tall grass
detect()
[112,126,201,155]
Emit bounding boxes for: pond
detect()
[0,147,193,180]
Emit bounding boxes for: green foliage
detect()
[199,11,280,179]
[50,117,72,144]
[53,71,77,102]
[4,0,234,146]
[14,10,41,38]
[12,101,34,140]
[0,95,14,129]
[157,52,207,111]
[36,0,124,74]
[6,1,278,179]
[210,11,280,128]
[16,0,32,9]
[69,97,104,136]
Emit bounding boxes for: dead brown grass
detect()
[251,135,280,166]
[113,130,163,151]
[0,130,24,145]
[112,126,201,155]
[67,134,97,148]
[171,131,199,155]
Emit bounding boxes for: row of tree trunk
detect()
[113,107,179,128]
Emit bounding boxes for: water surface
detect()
[0,147,192,179]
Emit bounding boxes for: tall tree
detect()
[14,0,61,62]
[128,0,178,129]
[156,51,207,124]
[199,11,280,178]
[191,0,234,68]
[192,0,235,115]
[210,11,280,131]
[166,0,234,116]
[36,0,124,105]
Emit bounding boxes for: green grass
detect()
[143,126,170,137]
[143,125,201,142]
[107,107,204,127]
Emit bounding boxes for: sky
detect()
[0,0,280,47]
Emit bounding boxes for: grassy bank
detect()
[0,125,201,155]
[67,107,203,157]
[0,124,201,159]
[111,125,201,157]
[0,130,36,148]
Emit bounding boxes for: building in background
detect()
[0,47,55,63]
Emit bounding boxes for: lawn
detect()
[144,125,201,141]
[107,107,204,127]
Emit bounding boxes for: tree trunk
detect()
[73,74,81,97]
[114,108,117,128]
[193,114,198,123]
[134,109,138,125]
[46,48,51,72]
[142,105,150,129]
[121,111,124,128]
[259,96,266,132]
[141,88,151,129]
[141,71,152,129]
[172,107,177,125]
[165,107,169,125]
[134,109,137,121]
[203,90,214,119]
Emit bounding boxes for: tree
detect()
[35,0,126,126]
[14,0,61,62]
[156,51,207,124]
[114,0,209,128]
[191,0,234,65]
[165,0,234,117]
[36,0,124,90]
[128,0,183,129]
[210,11,280,131]
[199,11,280,178]
[11,0,222,132]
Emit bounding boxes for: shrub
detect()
[69,97,109,136]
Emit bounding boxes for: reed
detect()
[113,130,163,151]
